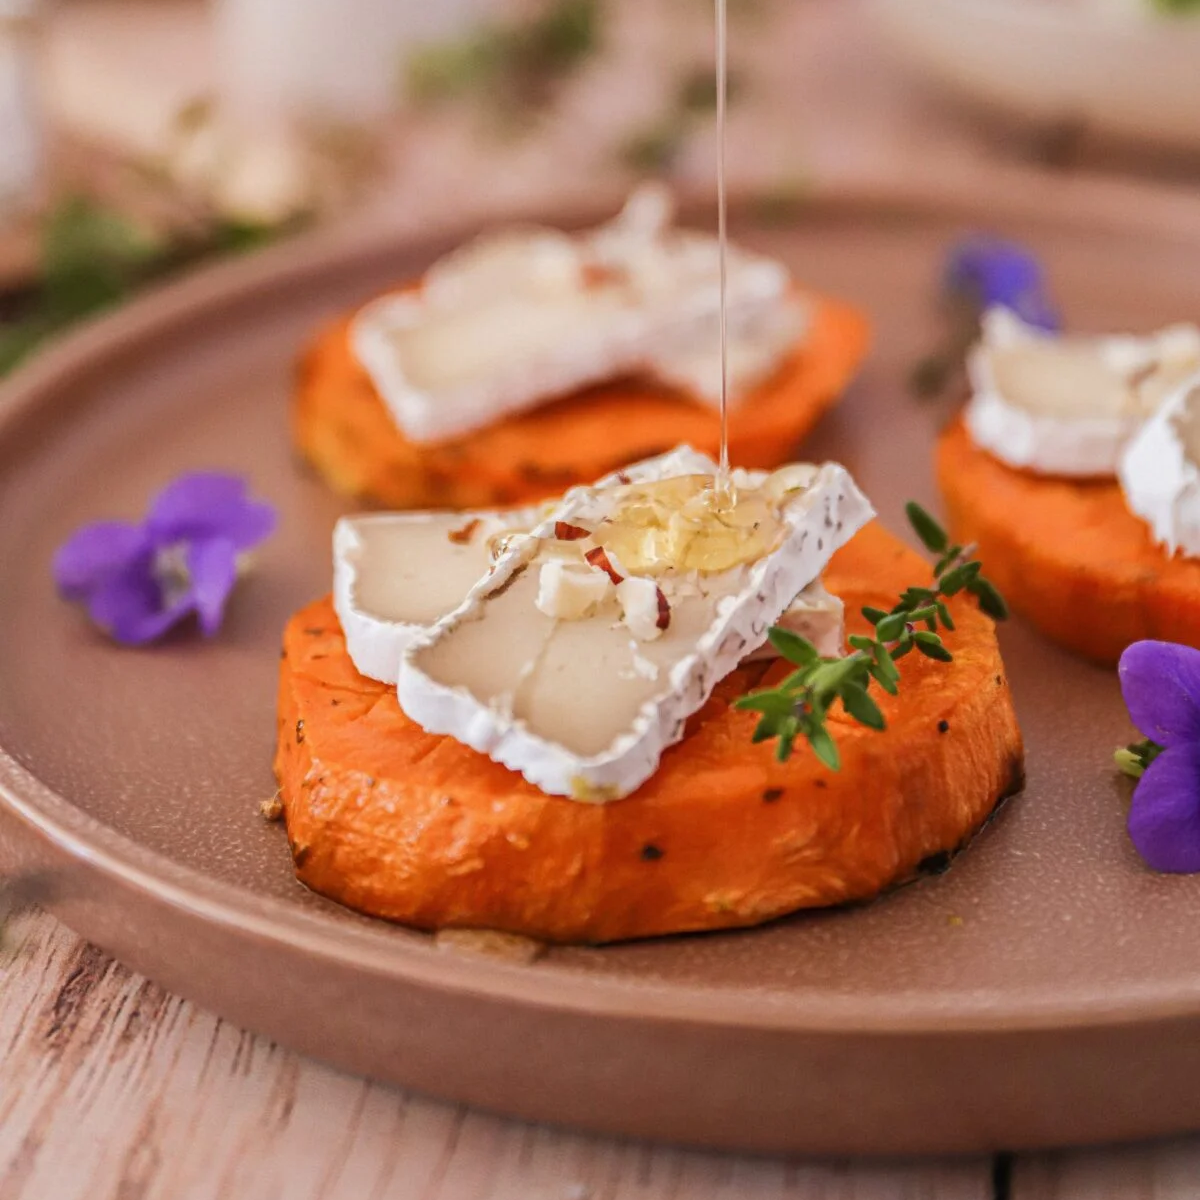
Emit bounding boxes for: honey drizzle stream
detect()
[715,0,730,499]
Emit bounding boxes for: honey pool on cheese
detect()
[397,453,873,802]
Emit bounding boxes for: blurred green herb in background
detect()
[1152,0,1200,13]
[617,63,747,174]
[0,196,297,377]
[406,0,602,117]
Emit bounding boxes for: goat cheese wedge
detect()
[397,457,873,802]
[964,307,1200,477]
[335,448,846,683]
[1120,373,1200,559]
[350,185,807,444]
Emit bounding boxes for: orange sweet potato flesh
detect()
[274,523,1023,944]
[937,418,1200,665]
[291,292,870,510]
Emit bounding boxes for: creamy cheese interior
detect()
[351,185,808,444]
[345,511,528,627]
[965,308,1200,478]
[414,556,731,758]
[987,338,1197,421]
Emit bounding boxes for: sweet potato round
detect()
[273,523,1023,944]
[937,418,1200,665]
[291,292,870,510]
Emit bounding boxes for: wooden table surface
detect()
[5,902,1200,1200]
[7,2,1200,1197]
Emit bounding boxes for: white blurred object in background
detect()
[0,0,40,214]
[213,0,491,124]
[873,0,1200,155]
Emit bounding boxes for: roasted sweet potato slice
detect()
[937,418,1200,665]
[274,523,1023,943]
[291,292,870,510]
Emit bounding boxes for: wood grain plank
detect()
[1013,1142,1200,1200]
[0,909,994,1200]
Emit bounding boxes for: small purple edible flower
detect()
[944,235,1061,332]
[1118,640,1200,872]
[53,472,277,645]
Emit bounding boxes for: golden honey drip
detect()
[595,475,787,575]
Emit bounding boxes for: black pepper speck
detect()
[641,844,664,861]
[938,720,950,734]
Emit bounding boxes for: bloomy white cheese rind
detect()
[333,449,717,684]
[349,188,806,444]
[1119,374,1200,559]
[963,308,1200,478]
[397,462,874,802]
[963,373,1144,478]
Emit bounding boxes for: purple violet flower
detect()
[53,472,277,645]
[1118,640,1200,872]
[945,236,1061,332]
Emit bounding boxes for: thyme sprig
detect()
[735,503,1009,768]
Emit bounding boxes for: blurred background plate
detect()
[873,0,1200,155]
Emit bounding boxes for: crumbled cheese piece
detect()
[617,576,666,642]
[536,560,612,620]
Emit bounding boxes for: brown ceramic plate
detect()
[2,187,1200,1158]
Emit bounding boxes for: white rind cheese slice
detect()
[333,448,716,683]
[1119,373,1200,559]
[333,508,540,685]
[350,185,808,444]
[964,307,1200,478]
[397,459,873,802]
[335,446,848,684]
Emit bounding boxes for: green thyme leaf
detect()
[738,497,1007,770]
[841,681,885,731]
[938,560,982,595]
[776,725,798,763]
[806,723,841,771]
[906,502,949,553]
[914,632,953,662]
[766,627,819,667]
[875,612,909,643]
[873,641,900,686]
[736,691,798,719]
[969,577,1010,621]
